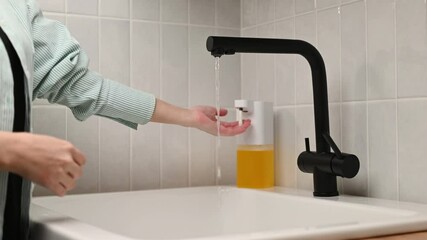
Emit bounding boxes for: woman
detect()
[0,0,250,239]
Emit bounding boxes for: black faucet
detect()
[206,36,360,197]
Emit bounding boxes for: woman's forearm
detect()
[150,99,194,127]
[149,98,251,136]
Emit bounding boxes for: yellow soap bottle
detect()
[235,100,274,189]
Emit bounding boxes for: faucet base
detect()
[313,191,339,197]
[313,169,339,197]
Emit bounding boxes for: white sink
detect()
[30,186,427,240]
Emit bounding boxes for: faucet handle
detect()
[305,138,310,152]
[322,132,360,178]
[322,133,343,159]
[298,135,360,179]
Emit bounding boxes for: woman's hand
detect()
[150,99,251,136]
[190,106,251,136]
[0,132,86,196]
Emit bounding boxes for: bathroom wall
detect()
[32,0,427,206]
[242,0,427,204]
[32,0,241,195]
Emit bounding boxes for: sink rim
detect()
[30,186,427,240]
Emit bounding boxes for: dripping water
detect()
[214,57,222,184]
[214,57,225,211]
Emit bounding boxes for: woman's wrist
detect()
[179,108,196,128]
[0,131,18,172]
[150,99,195,128]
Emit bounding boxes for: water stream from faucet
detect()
[214,57,222,184]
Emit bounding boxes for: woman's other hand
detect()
[0,132,86,196]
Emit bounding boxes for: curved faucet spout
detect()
[207,36,330,154]
[207,36,360,197]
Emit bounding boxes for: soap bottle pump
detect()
[235,100,274,189]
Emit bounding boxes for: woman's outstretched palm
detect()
[191,106,251,136]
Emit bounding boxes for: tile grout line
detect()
[159,0,163,189]
[239,0,243,101]
[44,11,240,31]
[240,0,365,32]
[214,0,218,186]
[64,0,68,160]
[338,2,344,193]
[273,0,277,107]
[293,0,298,189]
[273,0,278,187]
[188,0,192,187]
[364,0,370,197]
[255,0,259,100]
[129,0,134,191]
[393,0,400,201]
[97,0,102,193]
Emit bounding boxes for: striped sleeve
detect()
[28,0,155,129]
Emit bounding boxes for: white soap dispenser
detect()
[235,100,274,188]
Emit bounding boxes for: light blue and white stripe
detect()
[0,0,156,238]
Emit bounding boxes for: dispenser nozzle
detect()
[235,100,250,126]
[236,107,245,126]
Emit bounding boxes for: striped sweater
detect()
[0,0,156,238]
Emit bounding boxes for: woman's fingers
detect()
[220,120,250,128]
[66,162,83,180]
[71,147,86,166]
[59,175,76,192]
[217,108,228,117]
[190,106,251,136]
[55,183,67,197]
[220,121,242,128]
[219,120,251,136]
